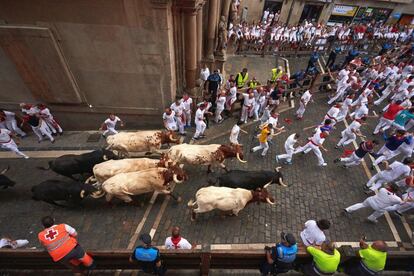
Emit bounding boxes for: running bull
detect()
[37,149,119,179]
[106,130,181,155]
[208,167,287,189]
[164,143,247,173]
[188,186,275,220]
[0,166,15,189]
[102,166,188,203]
[31,179,97,207]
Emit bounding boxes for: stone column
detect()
[184,12,197,90]
[206,0,218,61]
[196,8,203,67]
[221,0,231,19]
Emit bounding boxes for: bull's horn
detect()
[85,176,96,184]
[236,153,247,163]
[274,166,282,172]
[173,174,184,184]
[0,166,9,175]
[179,163,184,168]
[266,197,276,205]
[80,190,85,198]
[103,155,108,161]
[263,181,272,189]
[169,134,178,142]
[279,177,287,187]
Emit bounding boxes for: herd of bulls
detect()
[0,130,286,220]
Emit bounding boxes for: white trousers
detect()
[374,117,393,134]
[194,120,206,138]
[328,88,345,105]
[215,107,224,123]
[184,110,191,127]
[241,106,250,123]
[374,88,392,106]
[175,117,185,134]
[5,119,26,136]
[32,121,54,142]
[346,199,386,222]
[103,127,118,137]
[44,118,63,134]
[0,140,28,158]
[374,146,397,166]
[337,130,356,147]
[296,102,306,118]
[252,141,269,156]
[340,153,362,167]
[366,171,394,191]
[295,142,325,165]
[277,145,294,162]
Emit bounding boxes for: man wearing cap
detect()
[303,240,341,275]
[345,239,387,275]
[130,233,165,275]
[261,232,297,275]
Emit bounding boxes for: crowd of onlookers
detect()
[229,9,414,54]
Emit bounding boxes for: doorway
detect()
[300,4,323,23]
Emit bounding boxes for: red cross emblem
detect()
[45,229,59,241]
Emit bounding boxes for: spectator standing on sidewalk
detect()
[130,233,166,275]
[164,226,192,250]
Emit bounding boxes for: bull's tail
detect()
[36,161,52,171]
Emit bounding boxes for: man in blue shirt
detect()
[260,232,298,275]
[130,233,166,275]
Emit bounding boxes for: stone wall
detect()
[0,0,176,130]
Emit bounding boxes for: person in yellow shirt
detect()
[303,240,341,275]
[251,124,284,157]
[345,238,387,275]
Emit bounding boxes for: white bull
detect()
[187,186,275,220]
[106,130,180,155]
[102,166,187,203]
[165,143,246,172]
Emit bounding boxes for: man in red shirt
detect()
[373,100,405,135]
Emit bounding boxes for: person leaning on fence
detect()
[130,233,166,275]
[302,240,341,276]
[260,232,298,275]
[344,239,387,276]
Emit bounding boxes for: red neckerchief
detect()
[171,236,182,249]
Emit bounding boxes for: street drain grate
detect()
[87,133,102,143]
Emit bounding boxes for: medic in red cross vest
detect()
[38,216,95,271]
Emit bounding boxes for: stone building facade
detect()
[0,0,230,129]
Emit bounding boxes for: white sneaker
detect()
[320,163,327,166]
[24,156,29,159]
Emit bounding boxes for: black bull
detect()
[31,179,97,207]
[208,169,286,190]
[37,149,118,179]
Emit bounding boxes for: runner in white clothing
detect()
[0,110,26,137]
[300,219,330,246]
[37,104,63,135]
[192,104,212,140]
[336,117,366,148]
[170,99,186,135]
[181,93,193,127]
[296,90,312,119]
[101,114,123,137]
[345,185,404,223]
[294,131,329,166]
[240,92,255,123]
[164,227,192,250]
[163,108,177,132]
[215,90,227,123]
[229,121,247,145]
[276,133,300,164]
[365,159,412,192]
[322,104,341,126]
[0,128,29,159]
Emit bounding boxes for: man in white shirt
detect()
[0,128,29,159]
[226,81,238,112]
[276,133,300,165]
[0,110,26,137]
[164,226,192,250]
[181,93,193,128]
[345,184,403,223]
[215,90,226,123]
[229,121,247,145]
[294,131,329,166]
[101,114,123,137]
[322,103,341,126]
[386,188,414,216]
[296,90,312,119]
[365,159,412,192]
[336,117,366,148]
[200,64,210,82]
[300,219,330,246]
[193,104,211,140]
[328,77,351,105]
[240,92,255,124]
[170,99,186,135]
[162,108,177,132]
